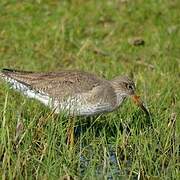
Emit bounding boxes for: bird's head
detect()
[111,76,135,96]
[110,75,150,116]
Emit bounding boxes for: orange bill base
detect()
[131,95,150,117]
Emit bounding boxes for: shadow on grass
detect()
[74,109,153,140]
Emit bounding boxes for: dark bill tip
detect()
[131,95,150,117]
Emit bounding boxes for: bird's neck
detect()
[115,92,127,107]
[109,80,128,108]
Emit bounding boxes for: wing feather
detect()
[0,69,108,99]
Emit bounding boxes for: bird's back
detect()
[0,69,107,96]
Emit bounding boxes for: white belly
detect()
[54,95,114,116]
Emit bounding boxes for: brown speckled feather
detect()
[0,68,149,116]
[0,69,116,105]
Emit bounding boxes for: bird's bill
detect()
[131,95,150,116]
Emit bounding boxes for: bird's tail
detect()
[1,68,15,75]
[0,68,33,79]
[0,68,32,94]
[1,68,31,75]
[0,68,28,83]
[0,68,8,79]
[0,68,16,83]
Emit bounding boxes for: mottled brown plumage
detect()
[0,68,149,116]
[1,69,108,96]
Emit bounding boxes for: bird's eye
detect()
[127,84,134,90]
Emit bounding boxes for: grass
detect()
[0,0,179,179]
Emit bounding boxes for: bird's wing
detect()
[0,69,108,100]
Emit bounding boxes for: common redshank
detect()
[0,68,149,116]
[0,69,149,145]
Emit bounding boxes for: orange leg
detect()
[67,116,75,149]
